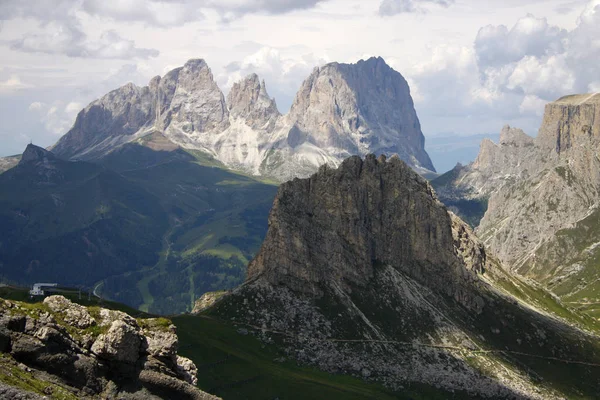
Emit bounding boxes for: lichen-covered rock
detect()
[43,295,96,329]
[176,355,198,386]
[144,329,178,360]
[192,291,227,314]
[91,320,142,363]
[0,296,216,399]
[97,308,137,327]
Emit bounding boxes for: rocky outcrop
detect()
[0,295,219,400]
[285,57,434,173]
[248,154,476,307]
[192,291,228,314]
[227,73,280,131]
[207,154,600,399]
[0,154,20,174]
[431,93,600,313]
[50,57,435,181]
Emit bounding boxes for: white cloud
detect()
[475,14,567,69]
[219,46,329,112]
[519,94,547,116]
[406,0,600,138]
[65,102,83,114]
[81,0,205,27]
[10,23,159,59]
[379,0,455,15]
[0,76,33,93]
[81,0,325,25]
[28,101,79,135]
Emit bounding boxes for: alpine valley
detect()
[1,55,600,400]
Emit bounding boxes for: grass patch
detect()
[172,314,481,400]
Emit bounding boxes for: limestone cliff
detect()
[432,93,600,314]
[248,154,477,306]
[50,57,435,181]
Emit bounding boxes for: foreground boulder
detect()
[0,295,219,400]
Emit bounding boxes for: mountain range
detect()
[50,57,435,182]
[0,57,435,314]
[433,93,600,319]
[1,53,600,399]
[205,154,600,399]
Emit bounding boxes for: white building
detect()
[29,283,58,296]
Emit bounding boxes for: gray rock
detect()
[43,295,96,329]
[0,298,216,399]
[50,57,435,182]
[91,320,142,364]
[0,382,46,400]
[227,73,280,131]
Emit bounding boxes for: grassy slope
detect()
[93,143,277,314]
[0,287,468,400]
[172,314,484,400]
[517,207,600,319]
[0,143,276,315]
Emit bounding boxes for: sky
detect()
[0,0,599,158]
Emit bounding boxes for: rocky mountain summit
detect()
[207,155,600,399]
[0,295,218,399]
[432,93,600,315]
[49,57,434,181]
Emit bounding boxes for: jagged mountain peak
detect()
[249,153,478,306]
[51,56,436,180]
[226,73,280,124]
[182,58,209,70]
[499,125,534,146]
[210,152,600,399]
[287,57,435,173]
[19,144,55,165]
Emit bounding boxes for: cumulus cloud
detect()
[28,101,82,135]
[475,15,568,69]
[81,0,204,27]
[379,0,455,15]
[10,22,159,59]
[407,0,600,136]
[0,76,33,93]
[81,0,325,25]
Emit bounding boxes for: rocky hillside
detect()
[206,155,600,399]
[432,93,600,317]
[0,295,218,399]
[49,57,434,181]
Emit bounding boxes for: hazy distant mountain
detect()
[425,133,500,173]
[50,57,435,181]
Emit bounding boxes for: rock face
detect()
[51,57,435,181]
[432,93,600,312]
[0,295,219,400]
[285,57,434,173]
[210,155,600,399]
[0,154,20,174]
[248,154,477,307]
[227,73,280,131]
